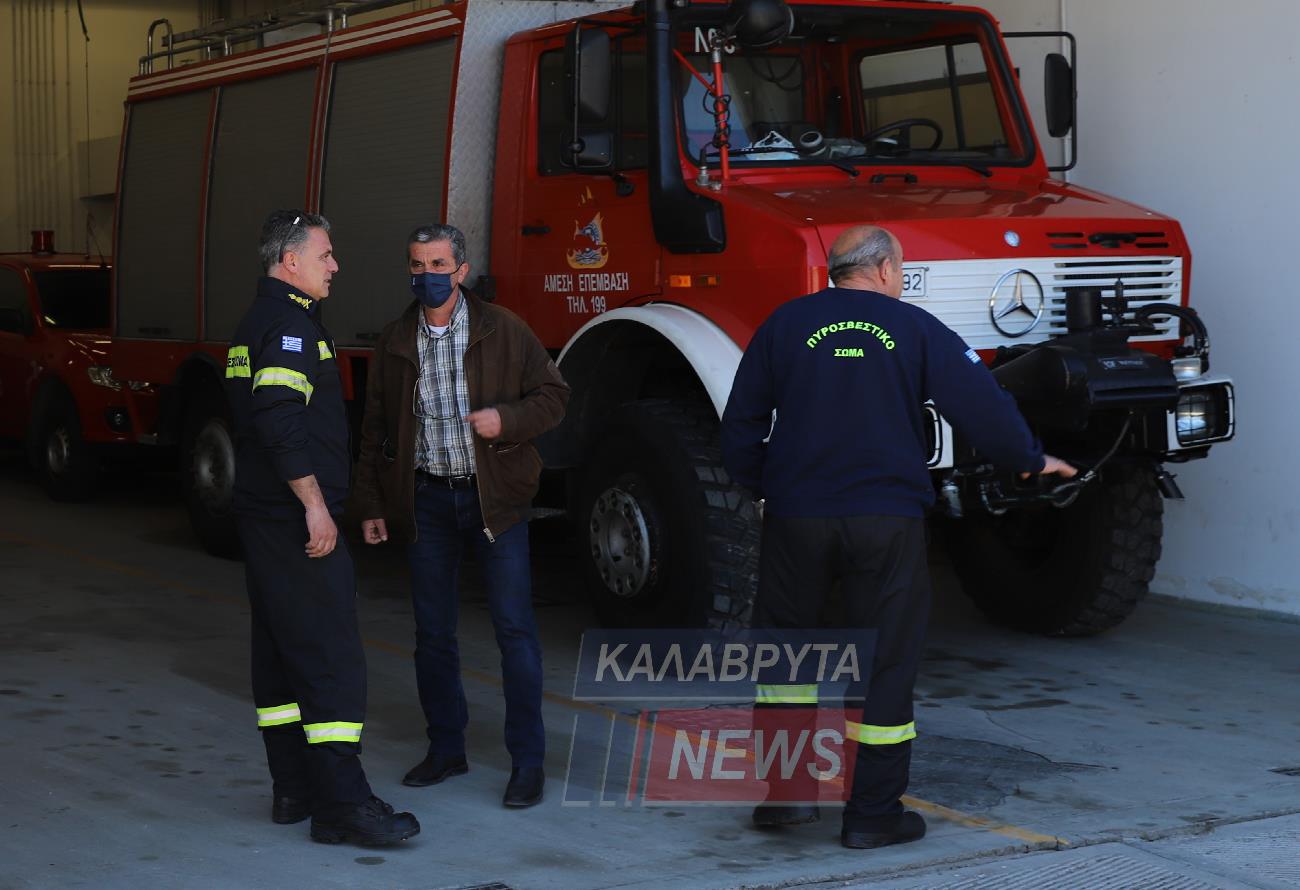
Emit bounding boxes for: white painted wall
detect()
[985,0,1300,615]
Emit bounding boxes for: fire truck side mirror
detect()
[565,27,611,125]
[1044,52,1075,138]
[724,0,794,50]
[564,27,614,171]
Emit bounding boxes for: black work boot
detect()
[310,796,420,846]
[841,810,926,849]
[752,804,820,828]
[271,795,313,824]
[503,767,544,808]
[402,752,469,787]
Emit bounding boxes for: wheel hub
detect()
[589,486,651,598]
[45,426,72,476]
[193,420,235,513]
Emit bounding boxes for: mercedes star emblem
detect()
[988,269,1045,337]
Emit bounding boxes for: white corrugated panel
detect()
[903,256,1183,350]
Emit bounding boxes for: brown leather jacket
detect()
[352,294,569,542]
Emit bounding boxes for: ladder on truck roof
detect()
[139,0,423,74]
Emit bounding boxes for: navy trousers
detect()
[239,516,372,807]
[752,513,931,826]
[408,480,545,768]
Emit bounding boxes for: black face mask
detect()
[410,266,462,310]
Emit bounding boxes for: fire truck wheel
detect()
[34,394,99,502]
[945,464,1162,636]
[577,399,759,629]
[181,391,240,559]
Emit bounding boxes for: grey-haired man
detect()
[354,223,569,808]
[227,209,419,846]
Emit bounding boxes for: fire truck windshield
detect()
[677,5,1032,170]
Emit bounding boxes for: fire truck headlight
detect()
[1174,383,1232,446]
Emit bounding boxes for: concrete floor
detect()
[2,452,1299,890]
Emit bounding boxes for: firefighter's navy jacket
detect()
[226,276,349,519]
[722,286,1045,519]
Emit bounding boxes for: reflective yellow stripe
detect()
[252,367,314,403]
[225,345,251,379]
[317,340,333,360]
[256,702,301,727]
[755,683,819,704]
[302,721,363,744]
[845,720,916,745]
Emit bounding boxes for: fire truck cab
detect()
[110,0,1234,635]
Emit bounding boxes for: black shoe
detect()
[752,804,820,828]
[402,752,469,787]
[503,767,544,808]
[841,811,927,849]
[271,795,313,824]
[310,796,420,847]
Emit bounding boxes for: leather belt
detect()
[419,470,476,490]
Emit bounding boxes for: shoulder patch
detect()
[282,335,304,353]
[964,348,981,364]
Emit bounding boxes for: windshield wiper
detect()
[964,163,993,178]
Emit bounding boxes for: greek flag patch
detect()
[964,348,981,364]
[281,336,303,353]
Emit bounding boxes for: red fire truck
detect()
[109,0,1233,635]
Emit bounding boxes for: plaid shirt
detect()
[413,295,476,476]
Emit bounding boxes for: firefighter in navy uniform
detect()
[722,225,1076,850]
[225,210,419,847]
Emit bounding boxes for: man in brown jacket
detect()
[353,223,569,808]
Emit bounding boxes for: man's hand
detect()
[1022,454,1078,479]
[362,518,388,545]
[305,504,338,558]
[465,407,502,440]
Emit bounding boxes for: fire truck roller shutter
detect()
[115,91,211,341]
[318,38,456,347]
[205,70,318,343]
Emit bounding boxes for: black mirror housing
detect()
[725,0,794,49]
[565,28,611,124]
[1044,52,1075,138]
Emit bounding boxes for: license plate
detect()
[901,266,928,298]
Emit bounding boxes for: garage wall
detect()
[984,0,1300,615]
[0,0,205,254]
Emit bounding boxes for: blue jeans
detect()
[409,479,544,768]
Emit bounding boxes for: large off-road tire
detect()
[576,399,759,629]
[181,389,240,558]
[946,464,1163,636]
[34,393,98,502]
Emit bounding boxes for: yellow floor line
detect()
[1,528,1068,847]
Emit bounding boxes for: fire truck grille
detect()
[1043,258,1182,337]
[907,256,1183,351]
